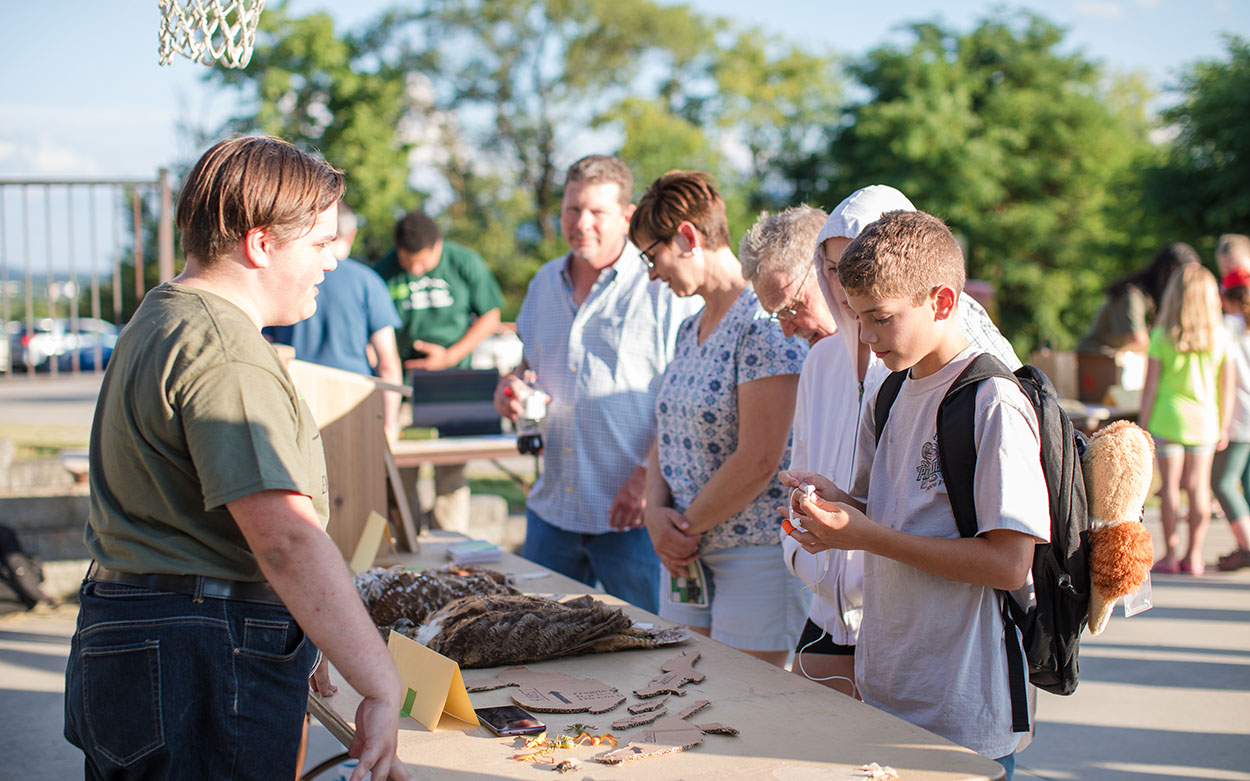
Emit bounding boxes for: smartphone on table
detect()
[474,705,546,736]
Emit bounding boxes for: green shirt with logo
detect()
[85,283,329,581]
[374,240,504,365]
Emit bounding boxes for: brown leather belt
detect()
[88,563,285,606]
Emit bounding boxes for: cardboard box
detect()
[1075,350,1145,403]
[1031,349,1078,400]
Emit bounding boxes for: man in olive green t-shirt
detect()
[374,210,504,532]
[63,137,410,781]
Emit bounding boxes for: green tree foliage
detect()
[608,25,841,244]
[382,0,711,243]
[204,0,839,316]
[701,31,842,214]
[790,13,1156,354]
[206,4,419,261]
[1147,35,1250,241]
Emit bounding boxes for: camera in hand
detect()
[516,370,547,455]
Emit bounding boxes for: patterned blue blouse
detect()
[656,287,808,553]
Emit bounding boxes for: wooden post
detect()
[132,189,144,303]
[158,169,174,283]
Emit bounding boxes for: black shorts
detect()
[795,618,855,656]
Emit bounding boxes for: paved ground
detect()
[0,373,103,429]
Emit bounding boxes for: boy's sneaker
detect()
[1216,548,1250,571]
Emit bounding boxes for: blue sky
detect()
[0,0,1246,179]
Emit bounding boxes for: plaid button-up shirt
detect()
[517,243,702,534]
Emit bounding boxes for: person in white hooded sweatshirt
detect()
[744,185,1019,696]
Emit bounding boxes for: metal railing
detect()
[0,172,174,377]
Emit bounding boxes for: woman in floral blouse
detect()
[629,170,809,666]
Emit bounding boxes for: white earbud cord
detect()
[789,484,858,697]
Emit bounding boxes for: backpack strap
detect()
[934,352,1031,733]
[873,370,908,446]
[1000,599,1032,733]
[935,352,1018,538]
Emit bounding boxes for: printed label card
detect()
[387,631,477,730]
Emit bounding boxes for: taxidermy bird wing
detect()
[408,593,690,668]
[353,565,520,627]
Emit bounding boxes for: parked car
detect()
[56,341,116,372]
[8,317,119,371]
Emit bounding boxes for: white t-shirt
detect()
[784,294,1020,644]
[849,347,1050,759]
[1224,314,1250,442]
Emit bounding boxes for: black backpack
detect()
[874,353,1091,733]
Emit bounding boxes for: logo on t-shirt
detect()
[399,278,454,311]
[916,432,943,490]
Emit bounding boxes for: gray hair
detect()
[739,204,828,282]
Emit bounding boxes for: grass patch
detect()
[468,477,527,514]
[0,423,89,461]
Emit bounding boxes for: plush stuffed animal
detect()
[1083,420,1156,635]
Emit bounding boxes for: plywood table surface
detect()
[390,435,520,468]
[311,531,1005,780]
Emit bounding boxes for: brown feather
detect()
[405,593,691,668]
[353,565,520,627]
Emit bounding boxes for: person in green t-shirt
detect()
[63,136,410,781]
[374,211,505,533]
[373,210,503,370]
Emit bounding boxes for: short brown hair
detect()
[176,136,344,264]
[629,170,731,251]
[564,155,634,209]
[837,210,965,303]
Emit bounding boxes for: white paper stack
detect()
[447,539,503,564]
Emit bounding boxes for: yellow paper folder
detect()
[387,631,478,731]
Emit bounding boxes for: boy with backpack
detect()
[781,210,1051,778]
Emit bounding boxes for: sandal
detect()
[1217,548,1250,572]
[1151,559,1180,574]
[1179,559,1206,576]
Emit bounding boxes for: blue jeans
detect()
[995,752,1015,780]
[522,508,660,613]
[64,580,317,780]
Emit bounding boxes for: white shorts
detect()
[659,543,810,652]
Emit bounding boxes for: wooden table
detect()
[1058,398,1136,436]
[389,436,531,538]
[311,532,1005,780]
[390,435,522,468]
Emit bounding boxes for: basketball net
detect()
[158,0,265,69]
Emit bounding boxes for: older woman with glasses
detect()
[628,170,809,667]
